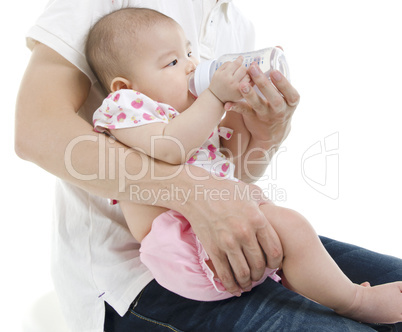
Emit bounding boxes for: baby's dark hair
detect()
[85,7,174,94]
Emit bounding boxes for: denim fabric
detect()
[104,236,402,332]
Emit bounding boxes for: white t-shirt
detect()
[26,1,255,331]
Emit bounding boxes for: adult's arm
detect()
[15,43,181,200]
[15,43,283,294]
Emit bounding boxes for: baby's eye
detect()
[187,51,192,58]
[168,59,178,67]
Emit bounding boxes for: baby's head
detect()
[86,8,198,112]
[86,8,176,93]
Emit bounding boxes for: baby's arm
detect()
[110,90,222,165]
[110,57,248,165]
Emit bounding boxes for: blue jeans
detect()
[104,236,402,331]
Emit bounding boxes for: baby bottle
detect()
[189,47,290,98]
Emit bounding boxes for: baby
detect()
[86,7,402,324]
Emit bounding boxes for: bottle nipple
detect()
[188,72,197,98]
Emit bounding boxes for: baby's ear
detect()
[110,77,133,92]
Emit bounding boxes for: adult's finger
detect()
[256,212,283,269]
[208,248,242,296]
[240,197,283,275]
[226,248,253,291]
[241,234,267,283]
[248,63,287,114]
[213,216,254,293]
[224,100,253,116]
[238,81,267,115]
[224,218,266,289]
[207,208,268,293]
[269,70,300,107]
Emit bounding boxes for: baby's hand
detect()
[209,56,249,103]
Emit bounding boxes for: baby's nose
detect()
[186,60,196,73]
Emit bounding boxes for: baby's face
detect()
[126,21,199,112]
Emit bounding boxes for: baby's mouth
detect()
[189,90,197,100]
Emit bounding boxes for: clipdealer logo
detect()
[63,132,340,201]
[301,132,339,200]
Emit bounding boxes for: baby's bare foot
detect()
[360,281,370,288]
[337,282,402,324]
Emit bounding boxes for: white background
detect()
[1,0,401,330]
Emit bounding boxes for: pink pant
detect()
[140,210,279,301]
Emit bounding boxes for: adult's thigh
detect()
[320,236,402,285]
[105,279,389,332]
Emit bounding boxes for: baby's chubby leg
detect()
[259,203,402,324]
[121,201,169,242]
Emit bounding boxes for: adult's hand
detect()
[179,171,283,296]
[226,63,300,152]
[223,63,300,182]
[207,61,299,292]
